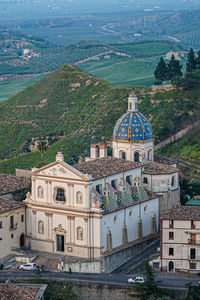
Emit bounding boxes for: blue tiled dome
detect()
[113,111,152,142]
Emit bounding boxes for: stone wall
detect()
[155,120,200,151]
[73,282,138,300]
[72,282,186,300]
[104,235,159,273]
[58,260,102,273]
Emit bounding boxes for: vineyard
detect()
[177,30,200,50]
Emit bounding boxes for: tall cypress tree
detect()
[167,54,182,80]
[154,56,167,83]
[186,48,196,74]
[196,50,200,69]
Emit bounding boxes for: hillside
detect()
[156,124,200,182]
[0,64,199,178]
[0,64,131,161]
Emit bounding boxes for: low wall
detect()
[58,260,102,274]
[73,282,138,300]
[103,235,159,274]
[155,120,200,151]
[72,282,186,300]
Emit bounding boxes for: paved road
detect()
[0,270,199,290]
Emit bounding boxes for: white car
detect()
[128,276,145,284]
[19,263,36,271]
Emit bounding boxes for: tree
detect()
[186,48,196,74]
[196,50,200,69]
[129,260,173,299]
[167,54,182,80]
[154,57,168,83]
[37,141,48,160]
[185,282,200,300]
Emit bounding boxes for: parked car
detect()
[19,263,36,271]
[128,276,145,284]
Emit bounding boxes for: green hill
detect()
[0,64,199,178]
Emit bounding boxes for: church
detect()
[25,92,180,259]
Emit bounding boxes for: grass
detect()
[0,76,44,103]
[79,54,165,87]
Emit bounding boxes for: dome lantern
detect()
[128,91,138,112]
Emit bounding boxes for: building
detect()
[25,154,160,259]
[0,173,30,201]
[25,92,180,259]
[161,205,200,273]
[0,198,26,259]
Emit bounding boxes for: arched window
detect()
[95,145,100,158]
[171,176,175,187]
[121,152,126,160]
[77,227,83,240]
[143,177,148,184]
[55,188,65,202]
[144,205,148,214]
[111,180,116,189]
[126,175,131,185]
[148,149,152,161]
[38,221,44,234]
[96,185,102,195]
[76,192,83,204]
[38,186,44,198]
[134,152,140,163]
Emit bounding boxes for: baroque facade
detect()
[25,92,180,259]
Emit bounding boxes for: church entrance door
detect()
[56,235,64,252]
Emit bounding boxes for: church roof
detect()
[113,111,152,143]
[143,162,179,175]
[162,205,200,220]
[74,157,142,180]
[0,173,30,196]
[0,197,25,213]
[154,155,176,166]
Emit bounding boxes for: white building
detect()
[25,92,180,259]
[0,198,26,259]
[25,153,160,259]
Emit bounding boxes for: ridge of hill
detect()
[0,64,199,179]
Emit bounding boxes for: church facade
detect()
[25,92,180,259]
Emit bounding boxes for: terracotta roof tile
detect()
[0,198,25,213]
[163,205,200,220]
[143,162,179,175]
[154,155,176,165]
[0,173,30,196]
[74,157,142,180]
[0,284,39,300]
